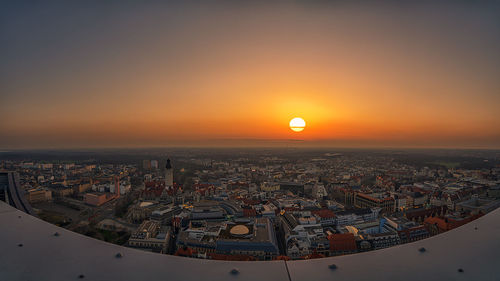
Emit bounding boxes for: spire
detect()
[166,159,172,169]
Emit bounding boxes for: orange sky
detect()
[1,2,499,149]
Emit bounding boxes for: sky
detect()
[1,1,499,149]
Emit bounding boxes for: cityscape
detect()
[2,148,499,262]
[1,0,500,280]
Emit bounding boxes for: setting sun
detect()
[289,117,306,132]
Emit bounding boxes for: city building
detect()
[354,193,394,213]
[150,206,182,224]
[280,212,330,259]
[424,213,484,235]
[260,182,280,192]
[176,218,279,260]
[165,159,173,190]
[128,220,170,253]
[25,188,52,203]
[191,205,224,220]
[335,208,380,226]
[340,219,401,251]
[328,233,357,255]
[127,201,159,224]
[216,218,279,260]
[84,192,115,206]
[455,197,500,214]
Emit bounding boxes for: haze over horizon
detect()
[1,1,499,149]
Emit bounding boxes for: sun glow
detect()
[289,117,306,132]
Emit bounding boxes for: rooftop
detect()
[229,225,250,236]
[1,201,499,280]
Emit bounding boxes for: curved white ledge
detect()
[1,202,499,281]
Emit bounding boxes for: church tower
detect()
[165,159,173,190]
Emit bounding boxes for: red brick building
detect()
[328,233,357,255]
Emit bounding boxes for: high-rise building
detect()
[165,159,173,190]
